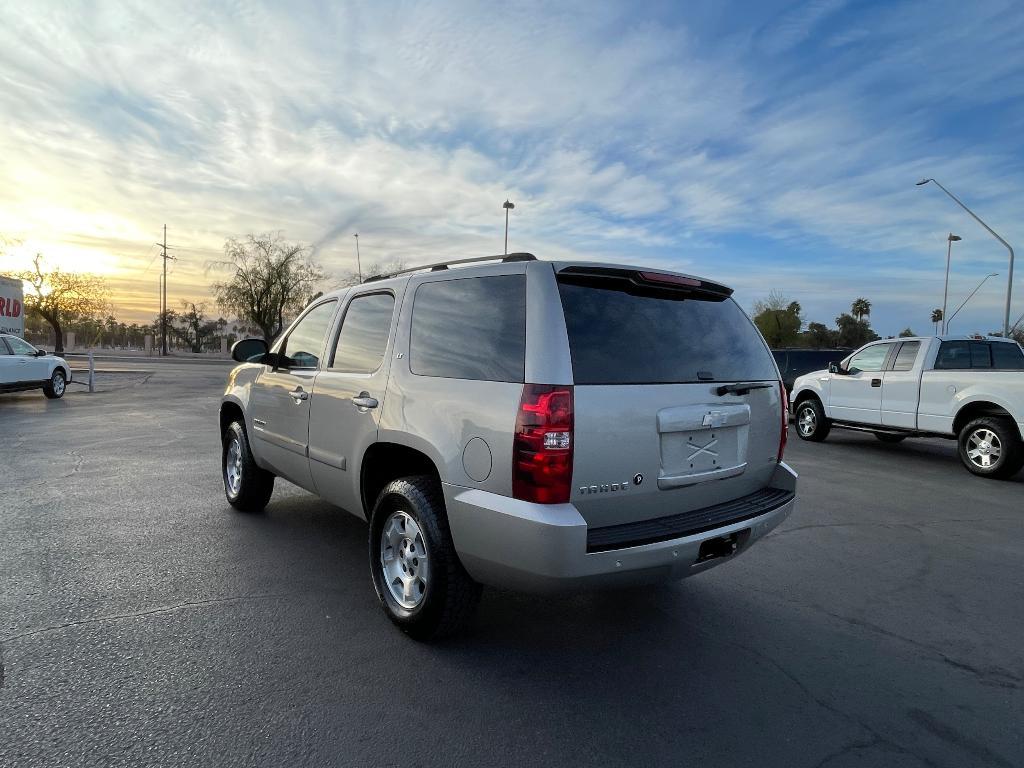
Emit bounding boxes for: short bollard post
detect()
[88,352,95,393]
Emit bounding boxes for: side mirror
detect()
[231,338,269,363]
[828,362,844,374]
[35,349,48,357]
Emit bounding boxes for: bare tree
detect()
[210,233,324,341]
[18,254,110,353]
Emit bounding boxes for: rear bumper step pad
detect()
[586,487,795,553]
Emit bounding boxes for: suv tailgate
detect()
[556,267,783,529]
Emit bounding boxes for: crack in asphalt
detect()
[745,585,1023,691]
[1,593,295,645]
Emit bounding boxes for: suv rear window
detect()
[557,276,776,384]
[411,275,526,382]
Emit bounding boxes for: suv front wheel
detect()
[369,476,481,640]
[222,421,275,511]
[795,398,830,442]
[957,417,1024,479]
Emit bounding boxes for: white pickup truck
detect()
[790,335,1024,478]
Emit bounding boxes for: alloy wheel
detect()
[798,405,816,437]
[380,510,429,609]
[966,428,1001,469]
[225,438,243,496]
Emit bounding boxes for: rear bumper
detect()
[445,462,797,592]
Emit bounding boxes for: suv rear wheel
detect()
[795,398,830,442]
[369,476,481,640]
[957,417,1024,479]
[222,421,275,511]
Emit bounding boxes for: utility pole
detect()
[157,225,176,356]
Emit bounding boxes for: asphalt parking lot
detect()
[1,365,1021,768]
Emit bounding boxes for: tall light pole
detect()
[917,178,1015,337]
[945,273,998,333]
[503,199,515,255]
[353,233,362,283]
[941,233,962,333]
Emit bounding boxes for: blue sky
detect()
[1,0,1022,333]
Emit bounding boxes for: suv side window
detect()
[410,275,526,382]
[330,293,395,373]
[847,343,892,373]
[6,336,36,356]
[279,301,337,370]
[891,341,921,371]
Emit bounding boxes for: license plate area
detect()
[657,403,750,490]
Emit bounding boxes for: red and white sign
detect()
[0,275,25,337]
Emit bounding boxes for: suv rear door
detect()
[555,267,785,529]
[308,287,401,515]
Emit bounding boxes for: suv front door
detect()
[4,336,47,383]
[250,300,338,489]
[308,289,399,515]
[829,342,894,425]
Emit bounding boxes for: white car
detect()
[0,333,72,399]
[790,335,1024,478]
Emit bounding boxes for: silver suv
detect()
[220,254,797,638]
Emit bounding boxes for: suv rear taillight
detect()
[778,380,788,462]
[513,384,574,504]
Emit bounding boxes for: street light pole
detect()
[917,178,1015,336]
[503,200,515,255]
[945,273,999,333]
[354,233,362,283]
[942,233,962,334]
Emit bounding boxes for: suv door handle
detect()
[289,387,309,402]
[871,378,882,387]
[352,392,379,410]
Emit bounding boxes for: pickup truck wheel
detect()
[958,417,1024,479]
[795,398,830,442]
[43,369,66,399]
[222,421,275,511]
[369,476,481,640]
[874,433,906,444]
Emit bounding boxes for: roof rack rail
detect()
[363,253,536,282]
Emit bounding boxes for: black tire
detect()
[222,420,275,511]
[43,369,66,399]
[369,476,481,641]
[874,433,907,444]
[794,397,830,442]
[957,417,1024,479]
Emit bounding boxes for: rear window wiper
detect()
[715,382,774,396]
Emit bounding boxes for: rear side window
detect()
[411,275,526,382]
[891,341,921,371]
[557,277,776,384]
[991,342,1024,369]
[331,293,395,373]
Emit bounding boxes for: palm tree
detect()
[851,298,871,322]
[931,308,943,334]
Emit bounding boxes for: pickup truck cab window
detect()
[847,343,892,373]
[991,342,1024,370]
[891,341,921,371]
